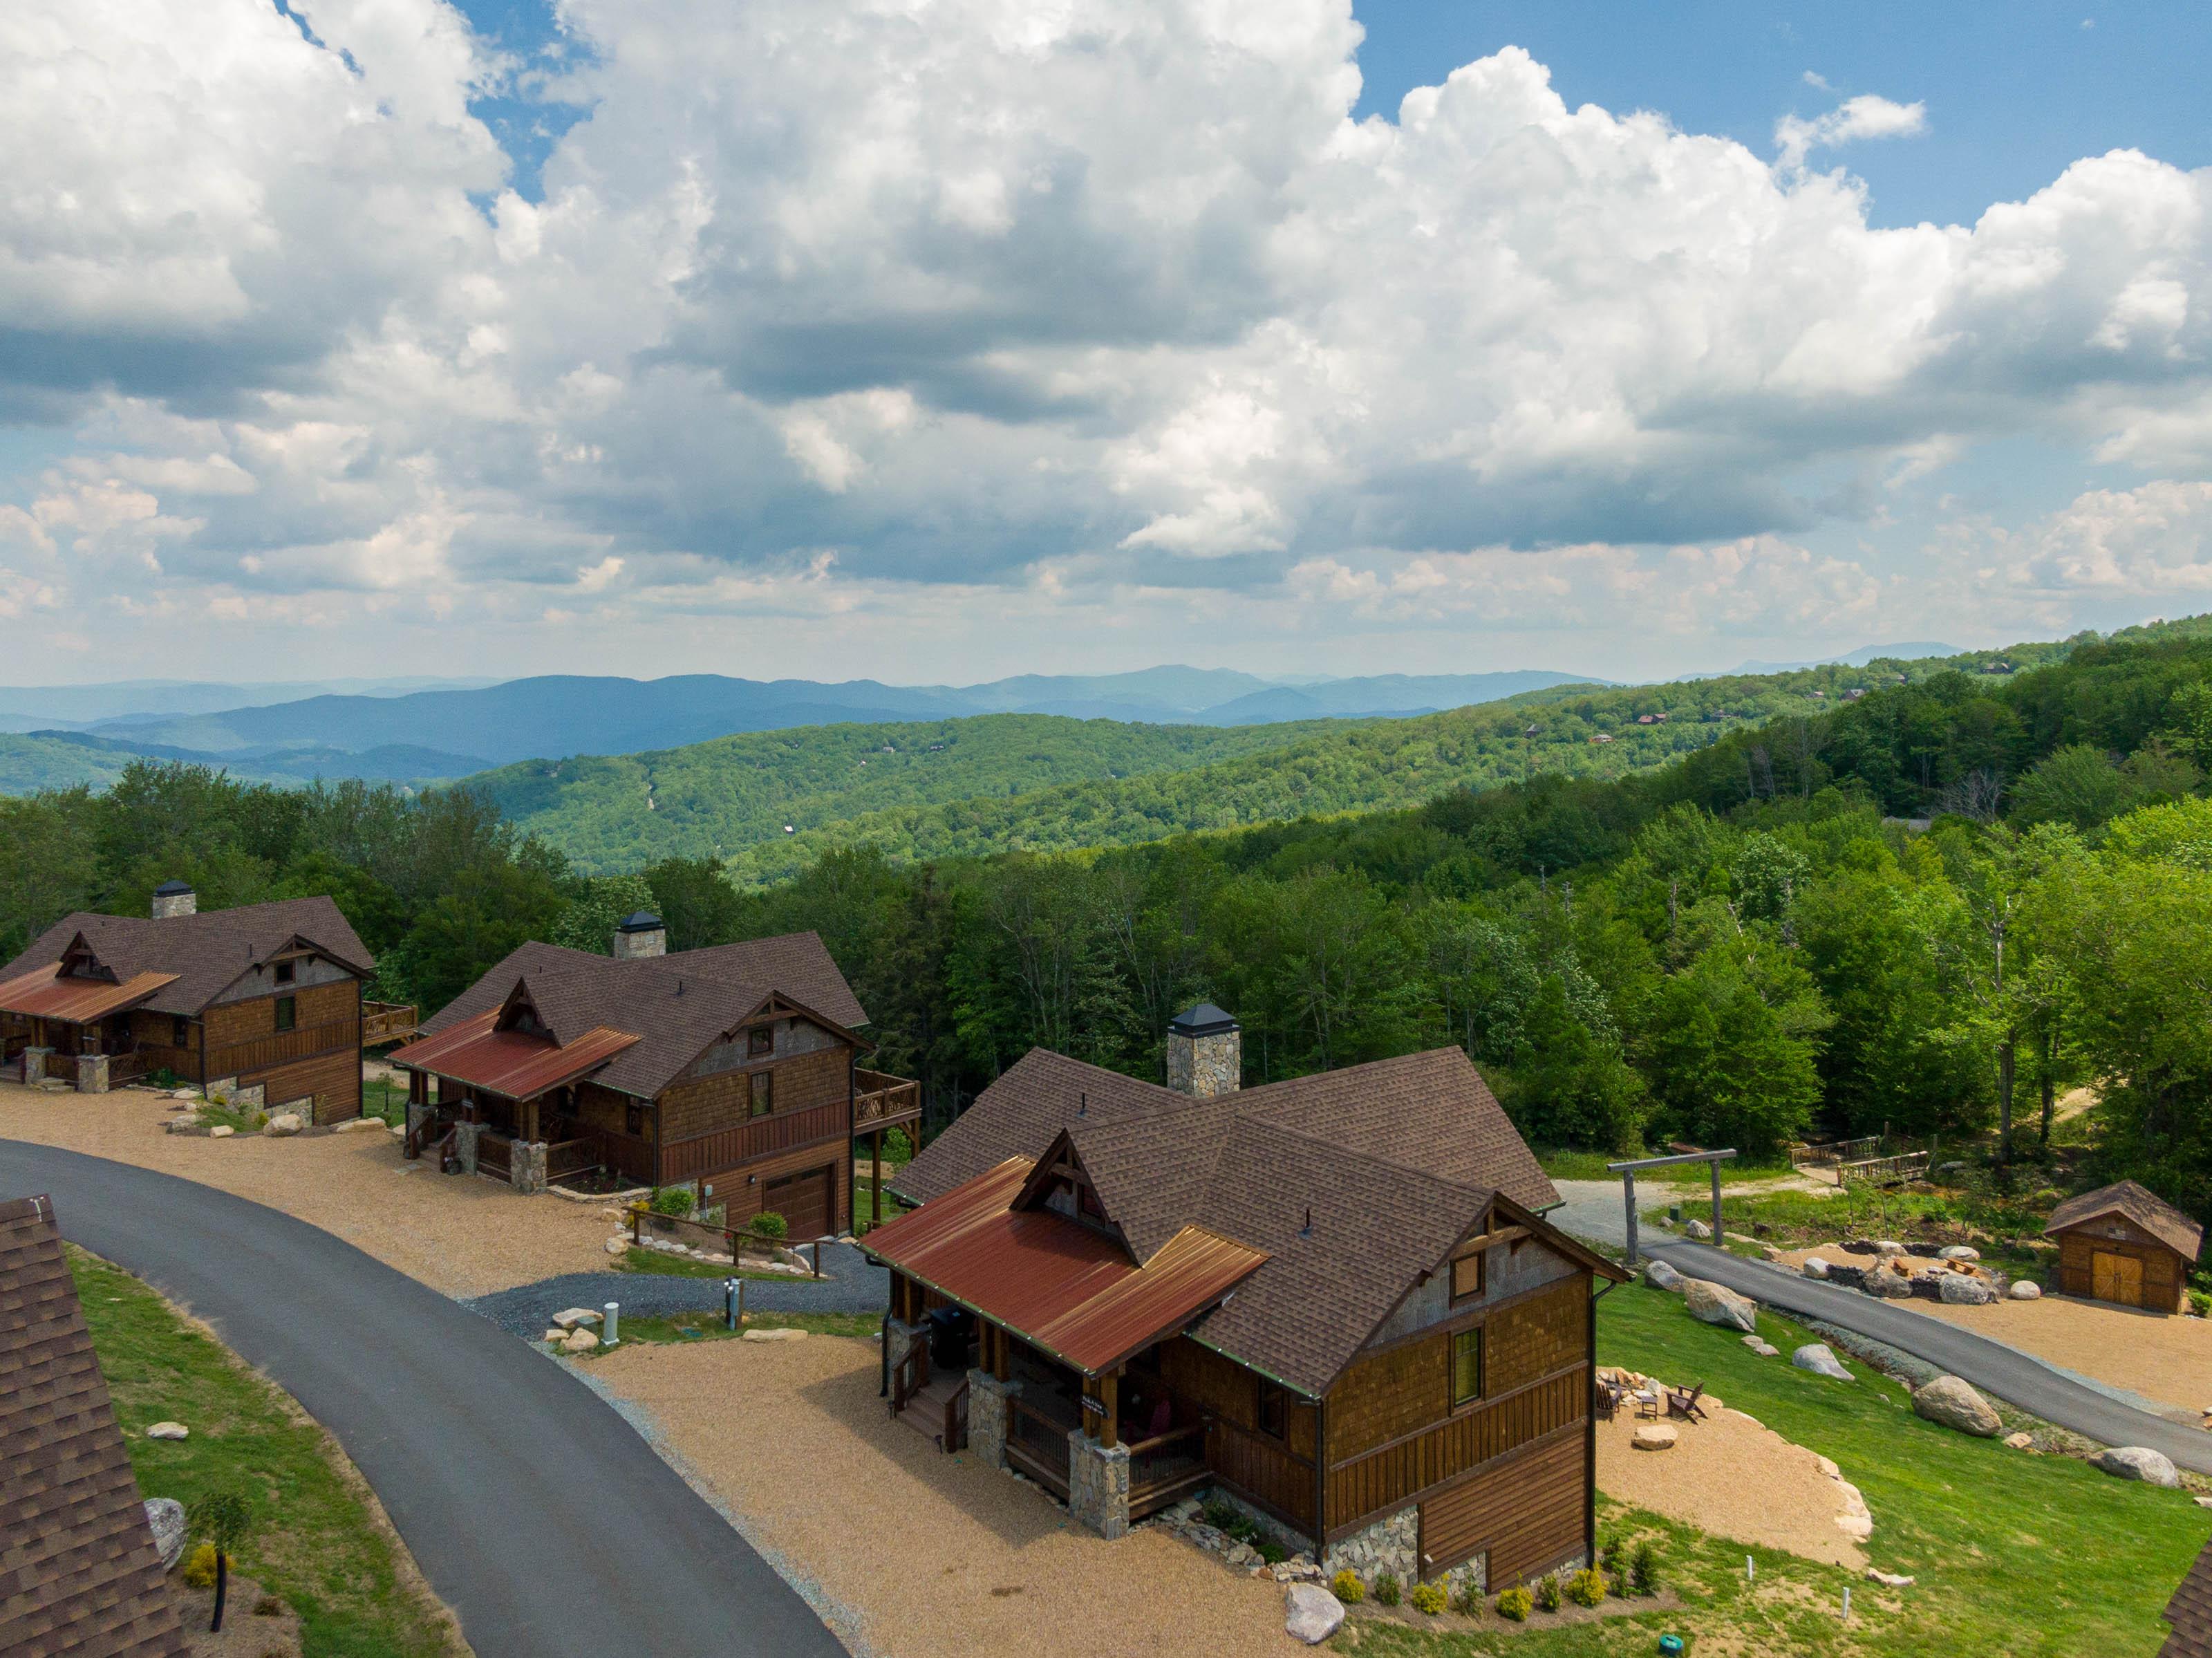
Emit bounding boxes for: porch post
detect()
[1100,1370,1118,1451]
[1710,1157,1723,1241]
[1622,1170,1638,1267]
[872,1128,883,1226]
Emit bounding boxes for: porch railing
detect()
[362,1002,418,1046]
[545,1137,605,1185]
[476,1130,514,1183]
[855,1071,922,1131]
[42,1052,79,1084]
[659,1098,846,1184]
[1127,1422,1209,1513]
[107,1051,151,1086]
[1005,1395,1074,1496]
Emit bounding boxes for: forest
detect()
[6,626,2212,1231]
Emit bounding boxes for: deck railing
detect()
[1006,1395,1074,1495]
[42,1052,79,1084]
[1127,1422,1208,1496]
[107,1051,151,1086]
[362,1002,418,1046]
[545,1137,605,1185]
[476,1130,514,1183]
[1837,1149,1932,1187]
[854,1071,922,1130]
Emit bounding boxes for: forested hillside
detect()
[467,713,1347,873]
[8,622,2212,1238]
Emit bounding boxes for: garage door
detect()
[1418,1428,1584,1587]
[2092,1251,2144,1307]
[765,1165,834,1240]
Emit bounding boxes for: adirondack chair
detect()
[1666,1384,1709,1422]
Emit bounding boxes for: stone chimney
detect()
[1165,1003,1240,1097]
[612,911,667,960]
[151,880,197,920]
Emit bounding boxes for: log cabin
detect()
[0,884,373,1124]
[389,915,917,1221]
[867,1004,1629,1599]
[2043,1180,2204,1313]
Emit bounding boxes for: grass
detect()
[1533,1147,1797,1186]
[581,1309,881,1349]
[193,1100,265,1135]
[1360,1280,2211,1657]
[361,1075,409,1128]
[75,1247,460,1658]
[853,1176,912,1238]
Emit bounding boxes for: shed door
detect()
[765,1165,833,1240]
[2092,1251,2143,1307]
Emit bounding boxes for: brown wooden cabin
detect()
[2043,1180,2203,1314]
[389,915,917,1222]
[866,1006,1628,1599]
[0,884,373,1124]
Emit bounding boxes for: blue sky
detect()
[3,0,2209,685]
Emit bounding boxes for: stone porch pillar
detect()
[1067,1429,1131,1538]
[75,1054,111,1095]
[966,1370,1020,1469]
[451,1119,480,1175]
[512,1140,549,1195]
[22,1047,52,1084]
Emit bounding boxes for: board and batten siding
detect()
[204,979,362,1122]
[1160,1337,1319,1528]
[2054,1218,2187,1312]
[1417,1425,1586,1586]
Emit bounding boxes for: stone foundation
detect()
[884,1317,926,1384]
[75,1054,111,1095]
[1205,1489,1313,1560]
[966,1370,1018,1469]
[511,1139,548,1195]
[1067,1430,1131,1538]
[207,1077,265,1114]
[1321,1504,1421,1589]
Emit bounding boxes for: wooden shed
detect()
[2043,1180,2203,1314]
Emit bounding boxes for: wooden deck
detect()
[856,1070,921,1132]
[362,1002,418,1047]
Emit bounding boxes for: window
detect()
[749,1025,774,1058]
[171,1015,189,1047]
[1451,1250,1485,1302]
[274,996,297,1032]
[750,1070,774,1117]
[274,959,297,985]
[1450,1328,1484,1408]
[1256,1379,1287,1440]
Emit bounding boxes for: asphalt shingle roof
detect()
[2044,1179,2205,1263]
[0,898,373,1018]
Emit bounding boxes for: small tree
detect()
[190,1487,254,1632]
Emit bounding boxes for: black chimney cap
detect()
[1168,1002,1238,1036]
[154,879,194,895]
[616,911,664,933]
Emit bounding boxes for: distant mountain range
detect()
[0,666,1600,791]
[1713,642,1967,676]
[0,676,500,734]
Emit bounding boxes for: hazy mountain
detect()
[0,676,499,733]
[1720,641,1967,676]
[84,666,1599,772]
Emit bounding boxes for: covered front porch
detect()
[0,959,177,1092]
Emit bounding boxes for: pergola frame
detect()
[1606,1148,1739,1265]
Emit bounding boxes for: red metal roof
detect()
[388,1009,641,1100]
[863,1157,1268,1376]
[0,964,178,1024]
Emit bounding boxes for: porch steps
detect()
[895,1373,964,1450]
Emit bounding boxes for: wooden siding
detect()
[659,1045,847,1142]
[123,1009,199,1083]
[1210,1417,1315,1529]
[661,1099,847,1184]
[1485,1276,1587,1392]
[715,1141,850,1235]
[1416,1425,1585,1586]
[247,1047,363,1124]
[1326,1364,1586,1531]
[2056,1228,2186,1312]
[204,981,358,1078]
[1154,1336,1318,1529]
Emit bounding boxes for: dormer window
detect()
[749,1025,774,1058]
[274,960,297,985]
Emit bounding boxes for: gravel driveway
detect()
[471,1242,888,1336]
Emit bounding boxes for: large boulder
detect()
[1284,1584,1345,1645]
[1644,1259,1684,1292]
[1683,1218,1713,1240]
[1938,1245,1980,1262]
[1792,1343,1853,1380]
[1682,1277,1759,1333]
[264,1112,302,1137]
[1872,1240,1906,1258]
[1939,1272,1996,1306]
[1801,1257,1830,1280]
[143,1498,187,1572]
[1632,1424,1680,1451]
[1912,1375,2001,1437]
[2009,1280,2043,1301]
[1862,1269,1915,1299]
[561,1328,600,1355]
[2095,1447,2181,1488]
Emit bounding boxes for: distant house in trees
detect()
[0,884,379,1123]
[0,1193,189,1657]
[2043,1181,2203,1314]
[867,1005,1628,1600]
[391,915,917,1222]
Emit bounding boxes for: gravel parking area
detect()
[1904,1294,2212,1417]
[0,1081,614,1297]
[471,1243,888,1336]
[592,1333,1302,1658]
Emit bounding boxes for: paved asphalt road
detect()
[1,1139,848,1658]
[1640,1236,2212,1475]
[471,1241,888,1338]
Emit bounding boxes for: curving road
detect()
[1642,1237,2212,1475]
[1,1139,847,1658]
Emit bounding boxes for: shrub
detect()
[1631,1540,1661,1595]
[1496,1586,1532,1621]
[1566,1568,1606,1608]
[2188,1287,2211,1318]
[1535,1574,1561,1612]
[183,1543,218,1589]
[1201,1499,1239,1532]
[649,1186,695,1218]
[1258,1541,1286,1565]
[1409,1582,1446,1615]
[1331,1569,1365,1605]
[1373,1572,1401,1607]
[252,1595,282,1617]
[749,1209,789,1239]
[1451,1576,1483,1616]
[883,1126,915,1164]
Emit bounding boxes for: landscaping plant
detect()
[189,1485,254,1632]
[1535,1573,1562,1612]
[1373,1571,1401,1607]
[1567,1567,1606,1608]
[1408,1581,1445,1615]
[649,1186,695,1218]
[1631,1540,1661,1596]
[1496,1586,1533,1622]
[1450,1576,1483,1617]
[1331,1569,1365,1605]
[749,1208,789,1239]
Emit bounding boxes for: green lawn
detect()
[1363,1282,2209,1656]
[583,1309,881,1350]
[1534,1147,1797,1186]
[853,1176,912,1238]
[610,1245,815,1280]
[75,1248,460,1658]
[361,1075,409,1128]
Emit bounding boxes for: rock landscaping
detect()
[2094,1446,2180,1487]
[1283,1583,1344,1644]
[1912,1375,2001,1437]
[145,1420,189,1440]
[1792,1343,1853,1380]
[1682,1276,1757,1332]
